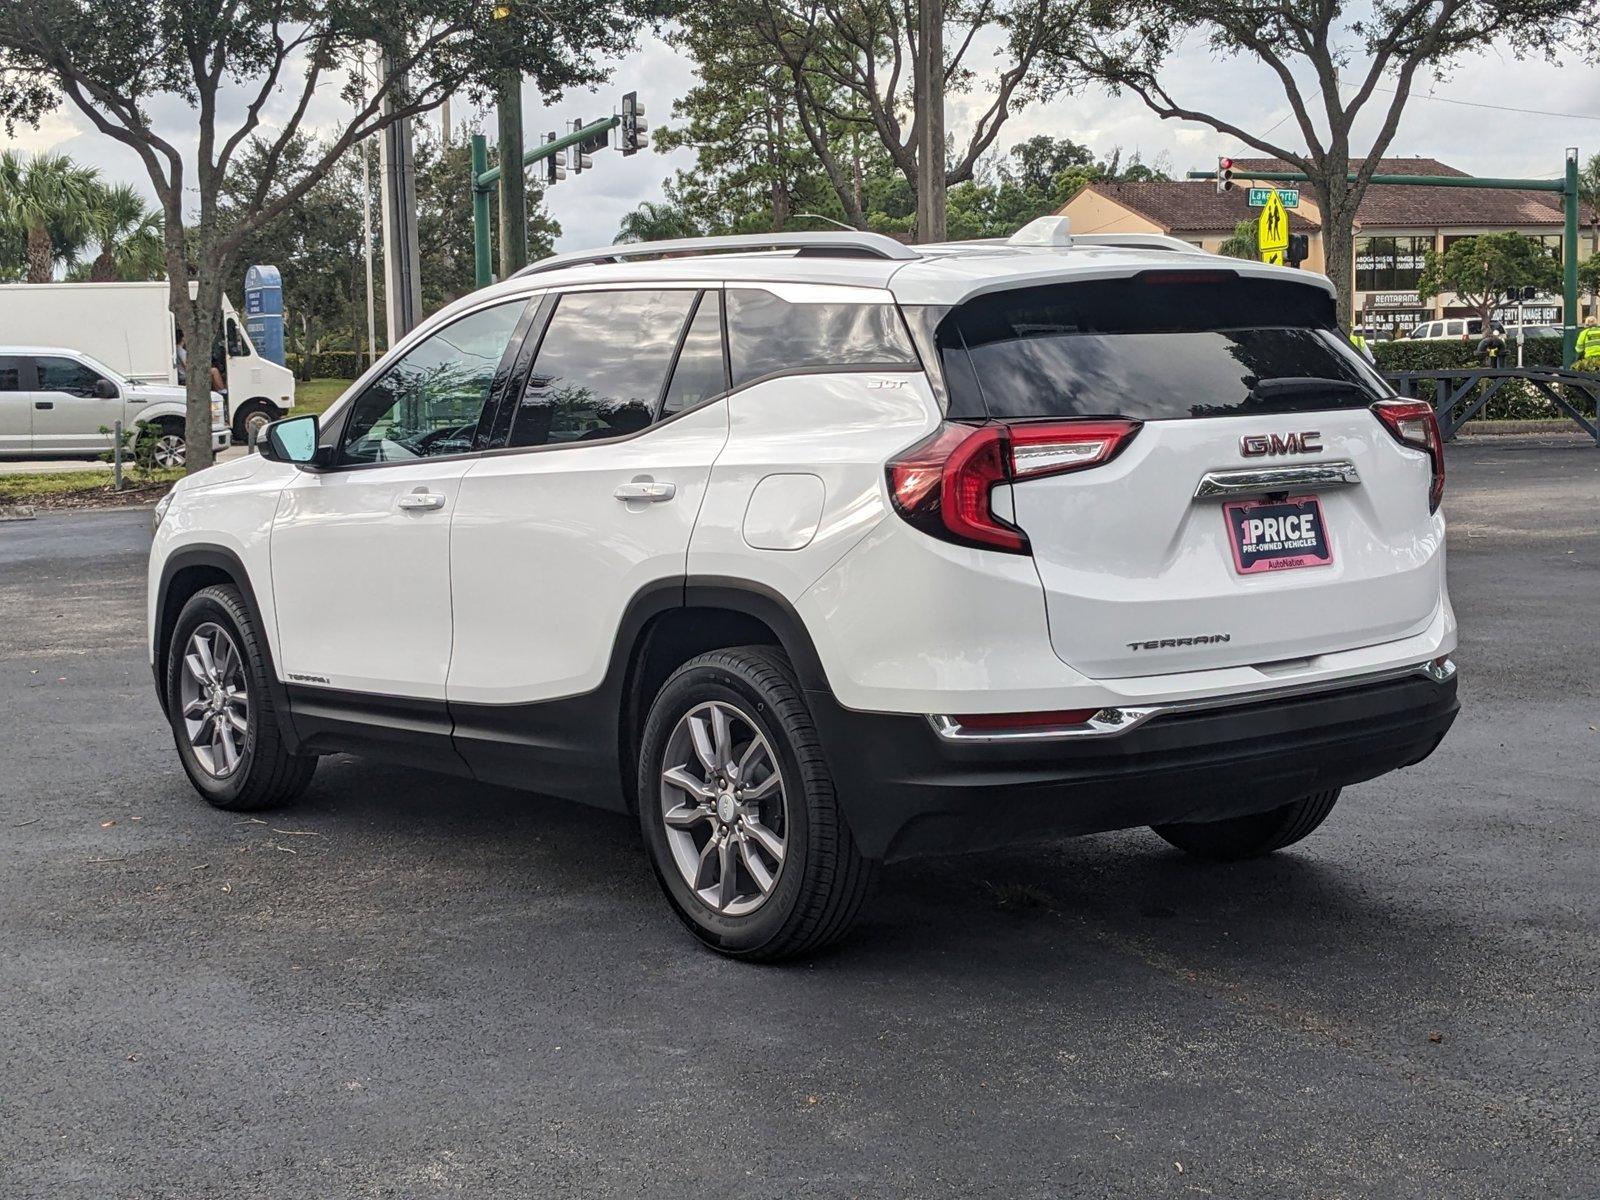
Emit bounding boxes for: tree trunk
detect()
[90,250,119,282]
[26,224,52,283]
[913,0,947,243]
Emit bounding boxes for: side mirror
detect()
[94,378,118,399]
[259,413,320,465]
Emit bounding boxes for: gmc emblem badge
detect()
[1240,431,1322,457]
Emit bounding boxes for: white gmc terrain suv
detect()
[148,222,1459,960]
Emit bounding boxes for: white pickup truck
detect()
[0,280,296,446]
[0,346,230,466]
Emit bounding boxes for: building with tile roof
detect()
[1059,158,1597,338]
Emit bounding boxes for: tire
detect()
[637,646,877,961]
[232,402,275,449]
[151,418,186,469]
[164,584,316,812]
[1151,788,1341,861]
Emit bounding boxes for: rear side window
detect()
[725,288,918,388]
[661,292,728,417]
[941,275,1384,422]
[0,357,23,391]
[510,289,697,448]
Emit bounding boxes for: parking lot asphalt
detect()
[2,435,1596,1199]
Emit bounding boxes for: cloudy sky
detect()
[5,26,1598,256]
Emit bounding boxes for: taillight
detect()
[1372,400,1445,513]
[887,419,1139,554]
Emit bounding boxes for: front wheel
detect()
[232,402,276,448]
[165,584,316,811]
[637,647,876,961]
[151,418,186,468]
[1151,788,1341,861]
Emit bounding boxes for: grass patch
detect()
[291,377,353,416]
[0,468,182,504]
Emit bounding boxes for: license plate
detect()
[1223,495,1333,575]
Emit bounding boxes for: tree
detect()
[84,183,164,281]
[1216,219,1257,261]
[683,0,1093,238]
[616,201,701,244]
[414,124,557,312]
[1416,233,1562,329]
[1066,0,1595,328]
[0,150,99,282]
[0,0,646,471]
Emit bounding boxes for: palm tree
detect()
[614,201,699,244]
[86,183,165,281]
[0,151,100,282]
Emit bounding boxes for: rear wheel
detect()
[165,584,316,812]
[637,647,876,961]
[1151,788,1341,861]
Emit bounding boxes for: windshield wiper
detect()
[1250,376,1369,398]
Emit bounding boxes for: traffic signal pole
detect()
[1188,156,1585,365]
[471,116,620,288]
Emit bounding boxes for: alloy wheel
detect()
[177,622,249,778]
[153,434,186,468]
[658,700,788,917]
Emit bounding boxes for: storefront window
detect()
[1354,236,1429,290]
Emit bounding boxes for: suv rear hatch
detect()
[918,271,1444,679]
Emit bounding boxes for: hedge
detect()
[1373,336,1595,421]
[287,351,368,380]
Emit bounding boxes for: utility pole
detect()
[914,0,947,243]
[361,132,378,364]
[441,96,452,150]
[496,71,528,277]
[377,48,422,343]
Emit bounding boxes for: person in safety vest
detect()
[1579,316,1600,362]
[1477,324,1507,367]
[1350,329,1375,363]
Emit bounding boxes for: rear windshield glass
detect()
[941,275,1386,421]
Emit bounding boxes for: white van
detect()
[0,281,295,446]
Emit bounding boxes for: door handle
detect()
[613,480,676,503]
[34,401,53,410]
[397,489,447,511]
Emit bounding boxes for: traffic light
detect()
[1216,156,1235,193]
[567,119,593,174]
[544,132,566,185]
[1287,233,1309,268]
[620,91,649,156]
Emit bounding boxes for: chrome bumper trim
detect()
[1193,461,1360,500]
[928,658,1455,743]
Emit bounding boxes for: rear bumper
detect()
[807,668,1459,862]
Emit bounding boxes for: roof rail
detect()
[513,231,919,278]
[1072,233,1206,253]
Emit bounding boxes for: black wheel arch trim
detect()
[153,544,300,752]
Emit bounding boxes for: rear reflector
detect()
[1371,399,1445,512]
[888,419,1140,554]
[948,709,1100,732]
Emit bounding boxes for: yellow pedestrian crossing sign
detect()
[1258,189,1289,265]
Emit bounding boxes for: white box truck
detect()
[0,280,296,445]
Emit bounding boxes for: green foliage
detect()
[0,150,100,281]
[1416,233,1561,327]
[98,418,169,481]
[663,0,1096,231]
[1216,219,1257,260]
[615,201,700,244]
[218,124,555,368]
[287,351,370,380]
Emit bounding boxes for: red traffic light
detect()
[1220,157,1234,170]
